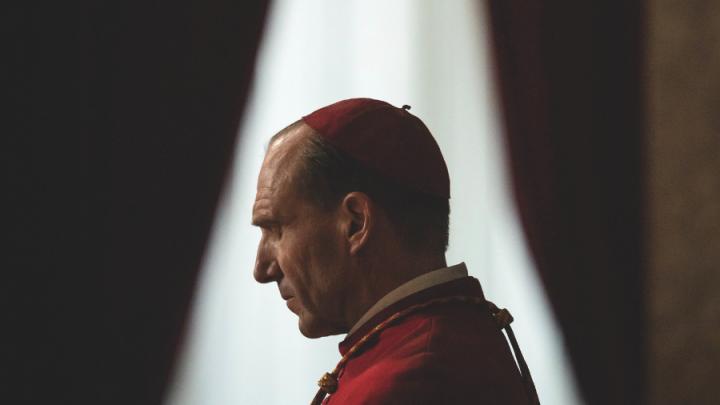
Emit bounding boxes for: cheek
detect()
[276,235,312,292]
[283,230,338,303]
[307,229,345,294]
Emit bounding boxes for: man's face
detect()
[252,127,348,338]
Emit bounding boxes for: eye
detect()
[259,223,282,239]
[273,225,283,239]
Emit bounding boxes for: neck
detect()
[342,253,447,333]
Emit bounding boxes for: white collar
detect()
[347,262,469,336]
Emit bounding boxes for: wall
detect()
[647,1,720,403]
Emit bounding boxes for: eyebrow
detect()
[251,215,280,228]
[251,194,274,227]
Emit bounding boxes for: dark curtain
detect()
[7,1,269,404]
[486,3,646,405]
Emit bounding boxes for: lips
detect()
[278,285,296,311]
[285,297,298,313]
[279,284,294,301]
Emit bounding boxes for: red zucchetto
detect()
[301,98,450,199]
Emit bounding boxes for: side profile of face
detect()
[252,125,350,338]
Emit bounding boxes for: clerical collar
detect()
[347,262,469,336]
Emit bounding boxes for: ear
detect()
[340,192,373,255]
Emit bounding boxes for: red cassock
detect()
[322,277,533,404]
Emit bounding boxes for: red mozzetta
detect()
[322,277,532,404]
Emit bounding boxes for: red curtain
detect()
[487,2,646,404]
[8,2,268,404]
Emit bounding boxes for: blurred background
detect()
[6,1,719,405]
[165,1,579,404]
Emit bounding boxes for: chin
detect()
[298,313,345,338]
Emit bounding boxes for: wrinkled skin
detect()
[252,122,445,339]
[251,124,350,338]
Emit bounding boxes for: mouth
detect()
[278,285,296,311]
[285,297,298,313]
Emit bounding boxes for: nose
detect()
[254,243,282,283]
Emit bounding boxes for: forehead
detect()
[252,123,311,222]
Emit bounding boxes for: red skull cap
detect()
[301,98,450,199]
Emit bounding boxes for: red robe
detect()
[323,277,533,404]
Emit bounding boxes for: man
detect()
[252,98,538,404]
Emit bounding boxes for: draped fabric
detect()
[101,3,269,404]
[486,2,646,404]
[166,2,580,403]
[8,2,268,404]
